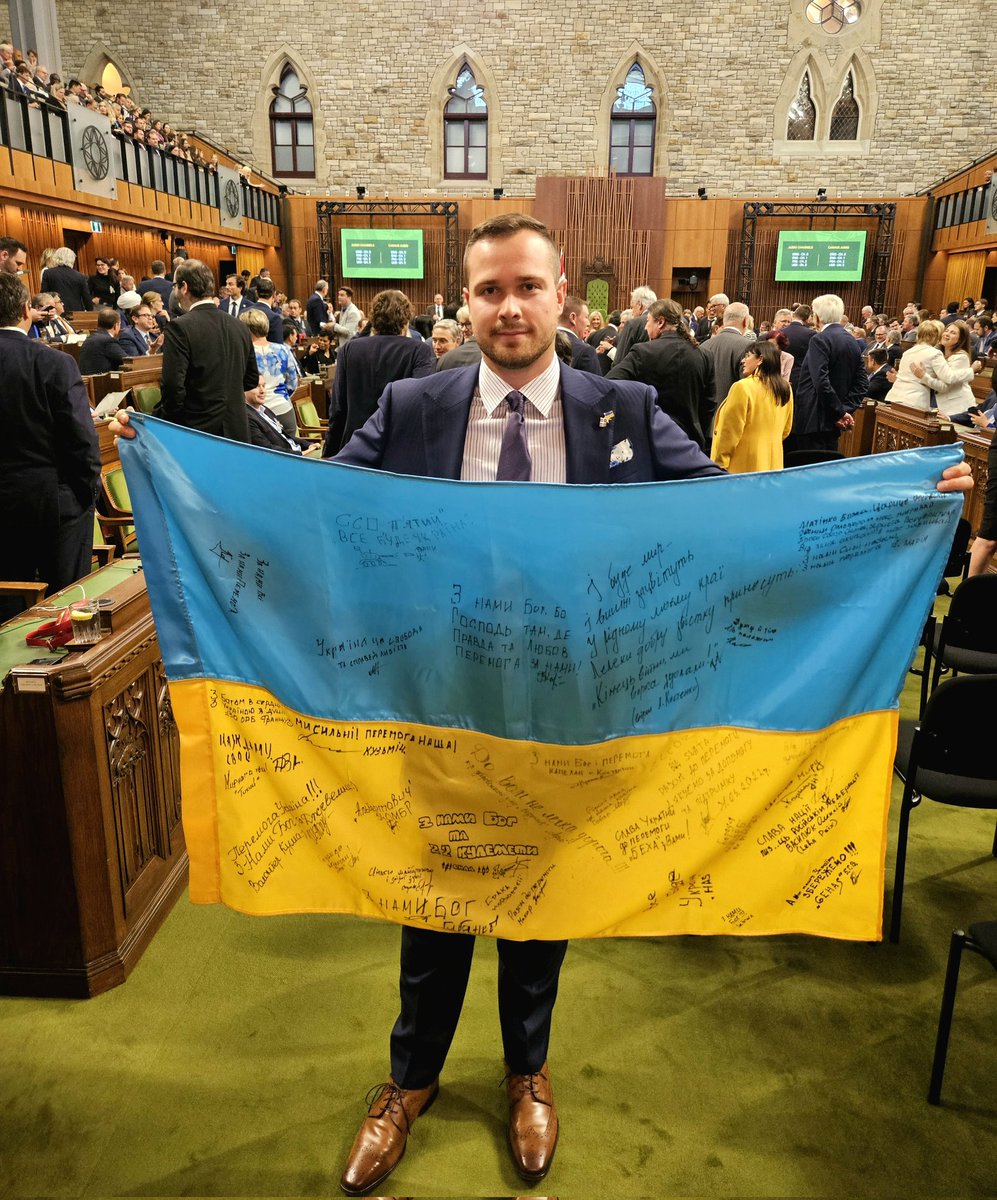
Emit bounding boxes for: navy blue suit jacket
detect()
[793,322,869,436]
[560,328,601,375]
[334,361,723,485]
[325,332,436,455]
[248,302,284,344]
[117,324,150,357]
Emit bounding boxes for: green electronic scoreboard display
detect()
[340,228,424,279]
[774,230,867,282]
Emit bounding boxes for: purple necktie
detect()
[496,390,532,481]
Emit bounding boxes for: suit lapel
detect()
[423,366,477,479]
[560,363,614,484]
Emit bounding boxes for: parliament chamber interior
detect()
[1,2,996,1195]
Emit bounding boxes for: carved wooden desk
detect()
[0,563,187,998]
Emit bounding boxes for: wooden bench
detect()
[72,312,100,333]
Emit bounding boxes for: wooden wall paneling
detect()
[10,149,36,193]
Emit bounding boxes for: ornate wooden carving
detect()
[105,673,166,901]
[156,660,183,833]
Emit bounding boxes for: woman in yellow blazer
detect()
[710,339,794,473]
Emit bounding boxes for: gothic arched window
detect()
[787,72,817,141]
[829,71,860,140]
[444,63,488,179]
[610,62,656,176]
[269,66,314,177]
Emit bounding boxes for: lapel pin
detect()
[598,411,615,428]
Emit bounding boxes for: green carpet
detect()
[2,655,995,1198]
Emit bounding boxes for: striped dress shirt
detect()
[460,356,567,483]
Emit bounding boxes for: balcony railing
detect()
[0,88,281,229]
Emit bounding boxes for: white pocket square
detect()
[610,438,633,466]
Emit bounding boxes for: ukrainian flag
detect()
[121,416,962,940]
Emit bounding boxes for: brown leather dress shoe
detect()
[506,1062,559,1183]
[340,1077,439,1196]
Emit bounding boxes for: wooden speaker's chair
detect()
[890,674,997,943]
[99,465,138,555]
[928,921,997,1104]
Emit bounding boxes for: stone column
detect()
[7,0,62,75]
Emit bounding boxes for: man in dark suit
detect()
[245,380,308,453]
[701,302,754,412]
[117,303,164,358]
[154,259,259,443]
[0,273,100,619]
[612,285,656,365]
[79,307,127,374]
[606,297,715,449]
[555,295,601,374]
[108,222,975,1195]
[41,248,93,315]
[783,304,817,397]
[306,281,330,337]
[864,347,893,401]
[322,288,435,454]
[251,279,285,344]
[334,215,724,1197]
[787,293,868,455]
[137,261,173,305]
[220,274,250,321]
[427,292,445,321]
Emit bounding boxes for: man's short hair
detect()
[0,272,28,324]
[723,302,749,326]
[979,317,993,332]
[560,295,587,325]
[96,306,120,331]
[812,294,845,325]
[255,279,275,300]
[174,259,215,300]
[463,213,559,281]
[709,292,730,307]
[315,279,328,294]
[337,285,354,299]
[240,308,270,338]
[867,347,888,366]
[129,304,150,324]
[151,260,166,275]
[370,289,413,336]
[630,285,657,309]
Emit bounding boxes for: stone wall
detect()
[54,0,989,198]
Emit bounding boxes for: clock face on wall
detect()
[224,179,240,218]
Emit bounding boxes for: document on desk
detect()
[121,416,962,940]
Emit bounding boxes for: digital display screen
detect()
[340,228,424,279]
[774,230,867,282]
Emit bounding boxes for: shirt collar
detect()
[1,325,27,335]
[190,298,215,310]
[477,355,560,418]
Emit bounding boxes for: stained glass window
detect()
[787,72,817,141]
[609,63,656,176]
[805,0,862,34]
[269,67,314,177]
[444,64,488,179]
[829,71,860,140]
